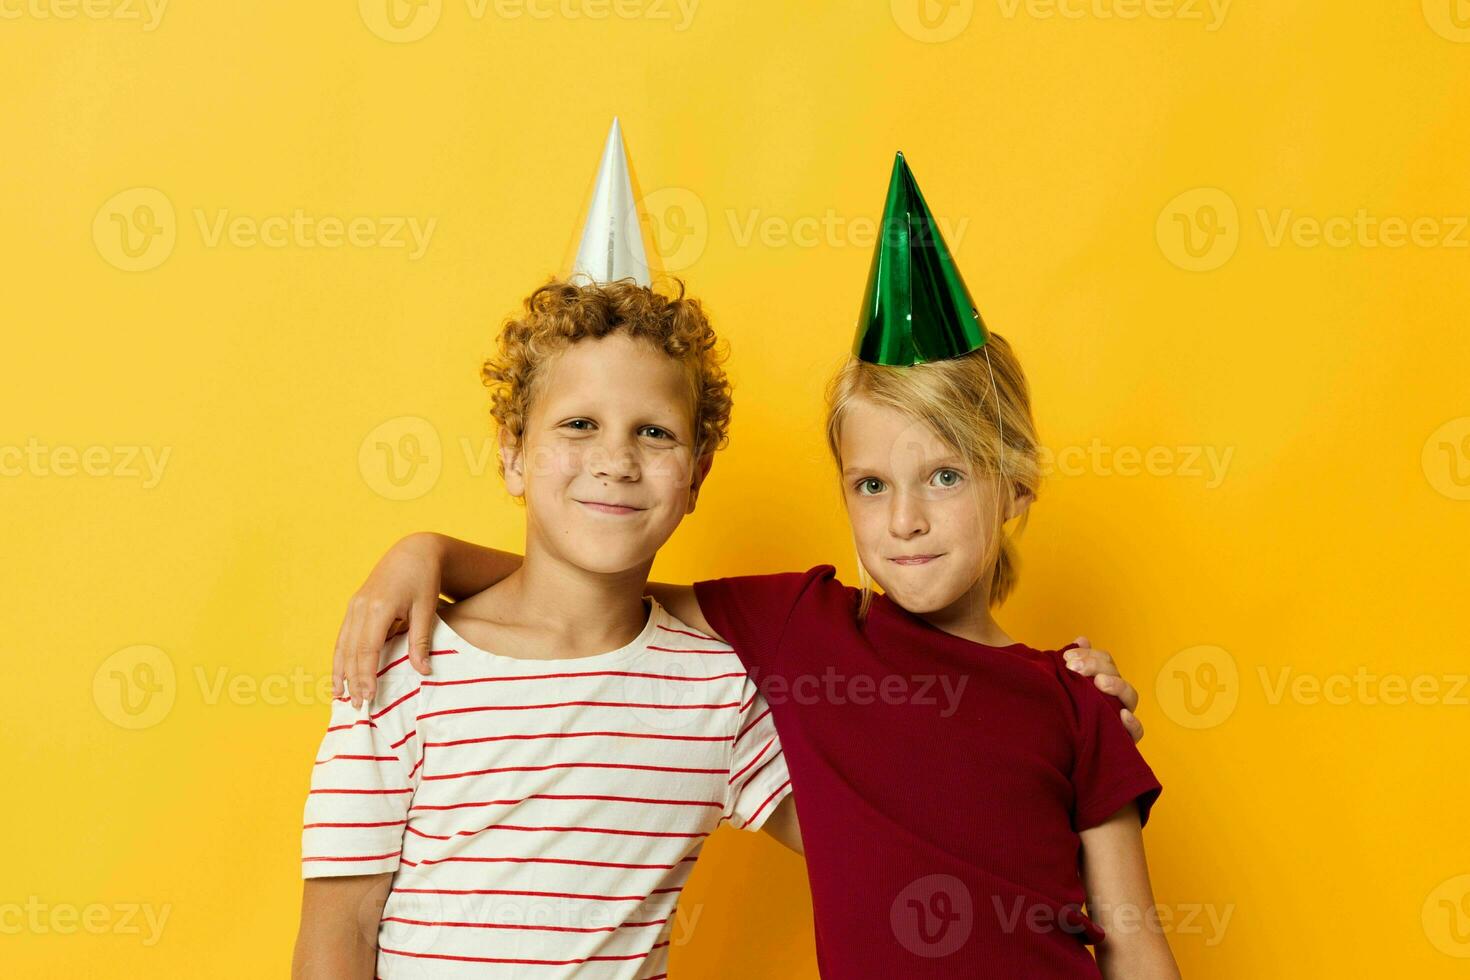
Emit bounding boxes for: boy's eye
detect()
[855,478,886,496]
[931,468,963,488]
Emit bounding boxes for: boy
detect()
[292,278,797,978]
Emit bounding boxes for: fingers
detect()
[1112,679,1139,712]
[354,600,401,709]
[332,608,351,698]
[1072,635,1092,650]
[342,595,368,709]
[1121,708,1145,743]
[1065,646,1141,724]
[1063,647,1115,674]
[407,598,437,676]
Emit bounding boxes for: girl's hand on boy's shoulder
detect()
[332,533,444,709]
[1063,636,1144,744]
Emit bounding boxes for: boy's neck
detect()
[457,542,655,660]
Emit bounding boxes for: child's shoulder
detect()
[366,630,424,688]
[1019,642,1130,724]
[649,598,734,651]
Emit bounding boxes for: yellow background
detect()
[4,0,1469,975]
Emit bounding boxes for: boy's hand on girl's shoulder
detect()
[333,534,444,710]
[1063,636,1145,744]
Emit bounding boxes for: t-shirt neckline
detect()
[433,595,663,667]
[871,589,1038,654]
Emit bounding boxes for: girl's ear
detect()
[686,453,715,514]
[1006,485,1035,523]
[499,427,526,498]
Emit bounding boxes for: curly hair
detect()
[480,278,732,477]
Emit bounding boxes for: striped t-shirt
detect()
[301,597,791,978]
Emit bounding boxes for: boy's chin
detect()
[558,543,661,577]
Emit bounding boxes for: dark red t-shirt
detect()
[693,565,1161,978]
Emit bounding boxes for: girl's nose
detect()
[889,491,929,538]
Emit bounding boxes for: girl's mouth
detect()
[889,554,943,566]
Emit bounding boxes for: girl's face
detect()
[838,395,1028,616]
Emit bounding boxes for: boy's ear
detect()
[498,427,526,498]
[686,452,715,514]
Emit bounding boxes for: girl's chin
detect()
[876,576,985,617]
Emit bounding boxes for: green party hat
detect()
[853,152,988,366]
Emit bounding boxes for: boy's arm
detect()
[761,796,804,854]
[1079,804,1182,980]
[291,874,392,980]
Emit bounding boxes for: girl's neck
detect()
[911,573,1018,648]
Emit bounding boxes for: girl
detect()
[332,156,1179,977]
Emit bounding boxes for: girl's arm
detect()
[332,534,1145,740]
[334,533,520,707]
[332,534,720,707]
[1079,804,1182,980]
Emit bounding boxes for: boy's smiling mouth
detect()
[576,499,645,515]
[889,553,944,565]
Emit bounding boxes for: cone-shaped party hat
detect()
[567,118,655,286]
[853,153,987,366]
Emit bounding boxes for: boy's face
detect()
[838,395,1029,615]
[501,331,712,576]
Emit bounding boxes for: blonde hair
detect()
[823,333,1041,619]
[480,277,732,478]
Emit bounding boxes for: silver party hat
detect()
[567,118,655,286]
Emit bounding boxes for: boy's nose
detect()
[589,441,640,481]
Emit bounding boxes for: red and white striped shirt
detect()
[301,597,790,978]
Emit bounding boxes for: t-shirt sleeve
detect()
[722,679,792,832]
[692,564,843,674]
[300,647,422,878]
[1059,652,1163,832]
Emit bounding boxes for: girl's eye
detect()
[639,426,672,440]
[563,419,595,431]
[931,468,963,488]
[855,478,886,496]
